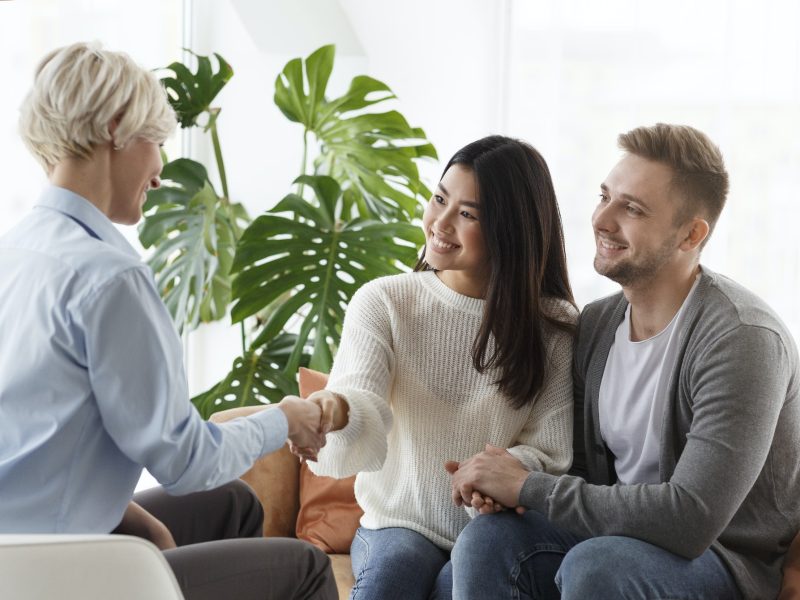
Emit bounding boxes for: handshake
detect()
[277,390,349,462]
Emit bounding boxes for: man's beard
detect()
[594,234,677,287]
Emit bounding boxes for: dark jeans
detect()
[132,480,337,600]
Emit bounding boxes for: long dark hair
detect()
[415,135,575,409]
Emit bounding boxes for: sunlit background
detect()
[2,0,798,398]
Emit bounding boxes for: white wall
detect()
[2,1,798,398]
[0,0,182,246]
[184,0,800,397]
[183,0,517,393]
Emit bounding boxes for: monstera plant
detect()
[140,45,435,417]
[139,52,250,334]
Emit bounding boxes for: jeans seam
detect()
[350,530,370,600]
[510,545,570,600]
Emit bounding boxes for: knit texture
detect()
[309,271,576,549]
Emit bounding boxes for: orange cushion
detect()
[209,406,300,538]
[295,368,363,554]
[780,530,800,599]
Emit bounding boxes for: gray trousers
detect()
[132,480,337,600]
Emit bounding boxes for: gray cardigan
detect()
[520,267,800,599]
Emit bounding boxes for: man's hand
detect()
[445,461,504,513]
[446,444,531,510]
[112,501,176,550]
[279,395,326,459]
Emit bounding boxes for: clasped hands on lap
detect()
[283,390,530,514]
[446,444,530,514]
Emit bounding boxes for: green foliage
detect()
[274,45,436,220]
[161,52,233,128]
[140,52,247,332]
[192,334,301,419]
[141,46,435,415]
[232,175,423,376]
[139,159,246,332]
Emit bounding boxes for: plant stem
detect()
[208,108,244,354]
[301,127,309,176]
[209,109,230,206]
[297,128,309,200]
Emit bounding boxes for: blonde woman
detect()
[0,42,336,600]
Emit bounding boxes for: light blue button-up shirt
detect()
[0,185,288,533]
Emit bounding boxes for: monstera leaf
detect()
[231,175,423,375]
[139,158,247,331]
[319,111,436,219]
[274,45,436,220]
[191,334,300,418]
[160,51,233,128]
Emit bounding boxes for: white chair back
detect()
[0,534,184,600]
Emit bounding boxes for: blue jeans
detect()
[450,510,742,599]
[349,526,453,599]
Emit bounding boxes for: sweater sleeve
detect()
[507,317,575,475]
[307,281,395,479]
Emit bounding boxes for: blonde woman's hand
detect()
[279,395,326,457]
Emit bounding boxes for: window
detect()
[507,0,800,342]
[0,0,182,249]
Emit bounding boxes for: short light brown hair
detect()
[19,41,176,172]
[618,123,729,239]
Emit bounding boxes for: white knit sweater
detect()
[309,271,576,550]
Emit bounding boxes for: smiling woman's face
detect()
[422,163,489,297]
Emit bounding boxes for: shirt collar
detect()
[34,185,140,259]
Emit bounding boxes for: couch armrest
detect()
[210,406,300,538]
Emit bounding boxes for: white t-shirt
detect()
[599,277,700,484]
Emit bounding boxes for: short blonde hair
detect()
[19,41,177,171]
[618,123,729,239]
